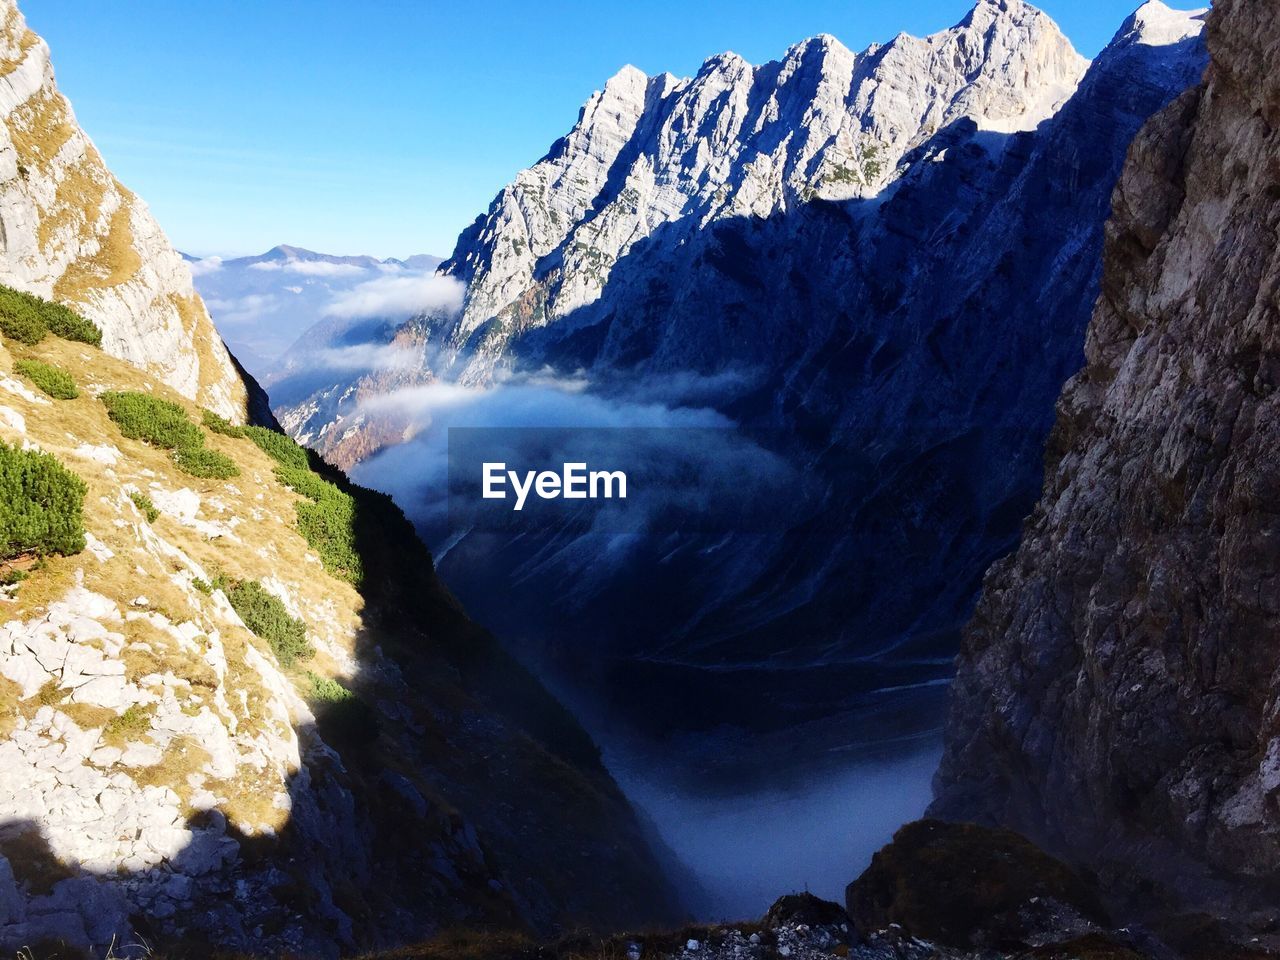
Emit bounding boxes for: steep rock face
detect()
[932,0,1280,918]
[0,0,257,421]
[441,0,1088,374]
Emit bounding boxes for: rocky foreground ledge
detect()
[367,821,1277,960]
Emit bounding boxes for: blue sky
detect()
[24,0,1201,260]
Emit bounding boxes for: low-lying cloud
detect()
[322,273,465,320]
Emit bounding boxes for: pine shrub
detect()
[0,285,101,346]
[244,425,310,470]
[170,445,240,480]
[202,409,245,438]
[14,359,78,399]
[225,579,313,667]
[128,491,159,523]
[0,442,87,560]
[101,392,204,449]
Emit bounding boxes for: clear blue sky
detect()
[23,0,1203,260]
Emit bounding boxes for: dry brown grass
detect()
[37,150,110,253]
[53,198,142,302]
[8,87,74,172]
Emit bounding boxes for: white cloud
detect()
[322,273,465,320]
[286,260,368,278]
[247,259,369,278]
[204,293,279,327]
[187,256,223,277]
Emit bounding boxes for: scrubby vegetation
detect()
[170,444,239,480]
[225,578,313,667]
[102,391,203,449]
[245,424,310,470]
[14,358,78,399]
[102,391,240,480]
[246,427,366,584]
[202,408,245,438]
[306,671,380,745]
[276,466,363,585]
[0,441,87,561]
[128,490,159,523]
[0,284,102,347]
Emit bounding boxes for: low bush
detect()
[0,285,101,346]
[0,442,87,560]
[276,466,363,585]
[171,445,239,480]
[128,491,159,523]
[202,409,245,438]
[14,359,78,399]
[245,425,310,470]
[306,672,380,746]
[225,579,313,667]
[102,391,240,480]
[101,392,203,449]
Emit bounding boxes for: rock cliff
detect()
[0,0,260,422]
[933,0,1280,922]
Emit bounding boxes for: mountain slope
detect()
[0,0,259,421]
[277,2,1208,802]
[932,0,1280,921]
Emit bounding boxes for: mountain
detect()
[0,2,261,422]
[932,0,1280,926]
[0,5,679,954]
[275,0,1208,813]
[186,245,444,382]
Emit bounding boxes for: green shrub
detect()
[245,425,310,470]
[101,392,203,449]
[129,491,159,523]
[202,409,245,438]
[307,672,355,704]
[42,300,103,346]
[0,442,87,560]
[276,466,363,585]
[225,579,313,667]
[305,672,380,746]
[14,359,78,399]
[191,577,212,595]
[171,445,239,480]
[0,285,101,346]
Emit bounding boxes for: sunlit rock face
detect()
[0,0,257,421]
[934,0,1280,921]
[440,0,1091,379]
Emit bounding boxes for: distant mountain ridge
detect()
[186,245,442,381]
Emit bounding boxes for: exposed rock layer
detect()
[933,0,1280,919]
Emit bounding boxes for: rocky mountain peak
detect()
[1122,0,1208,47]
[0,1,260,421]
[440,2,1095,357]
